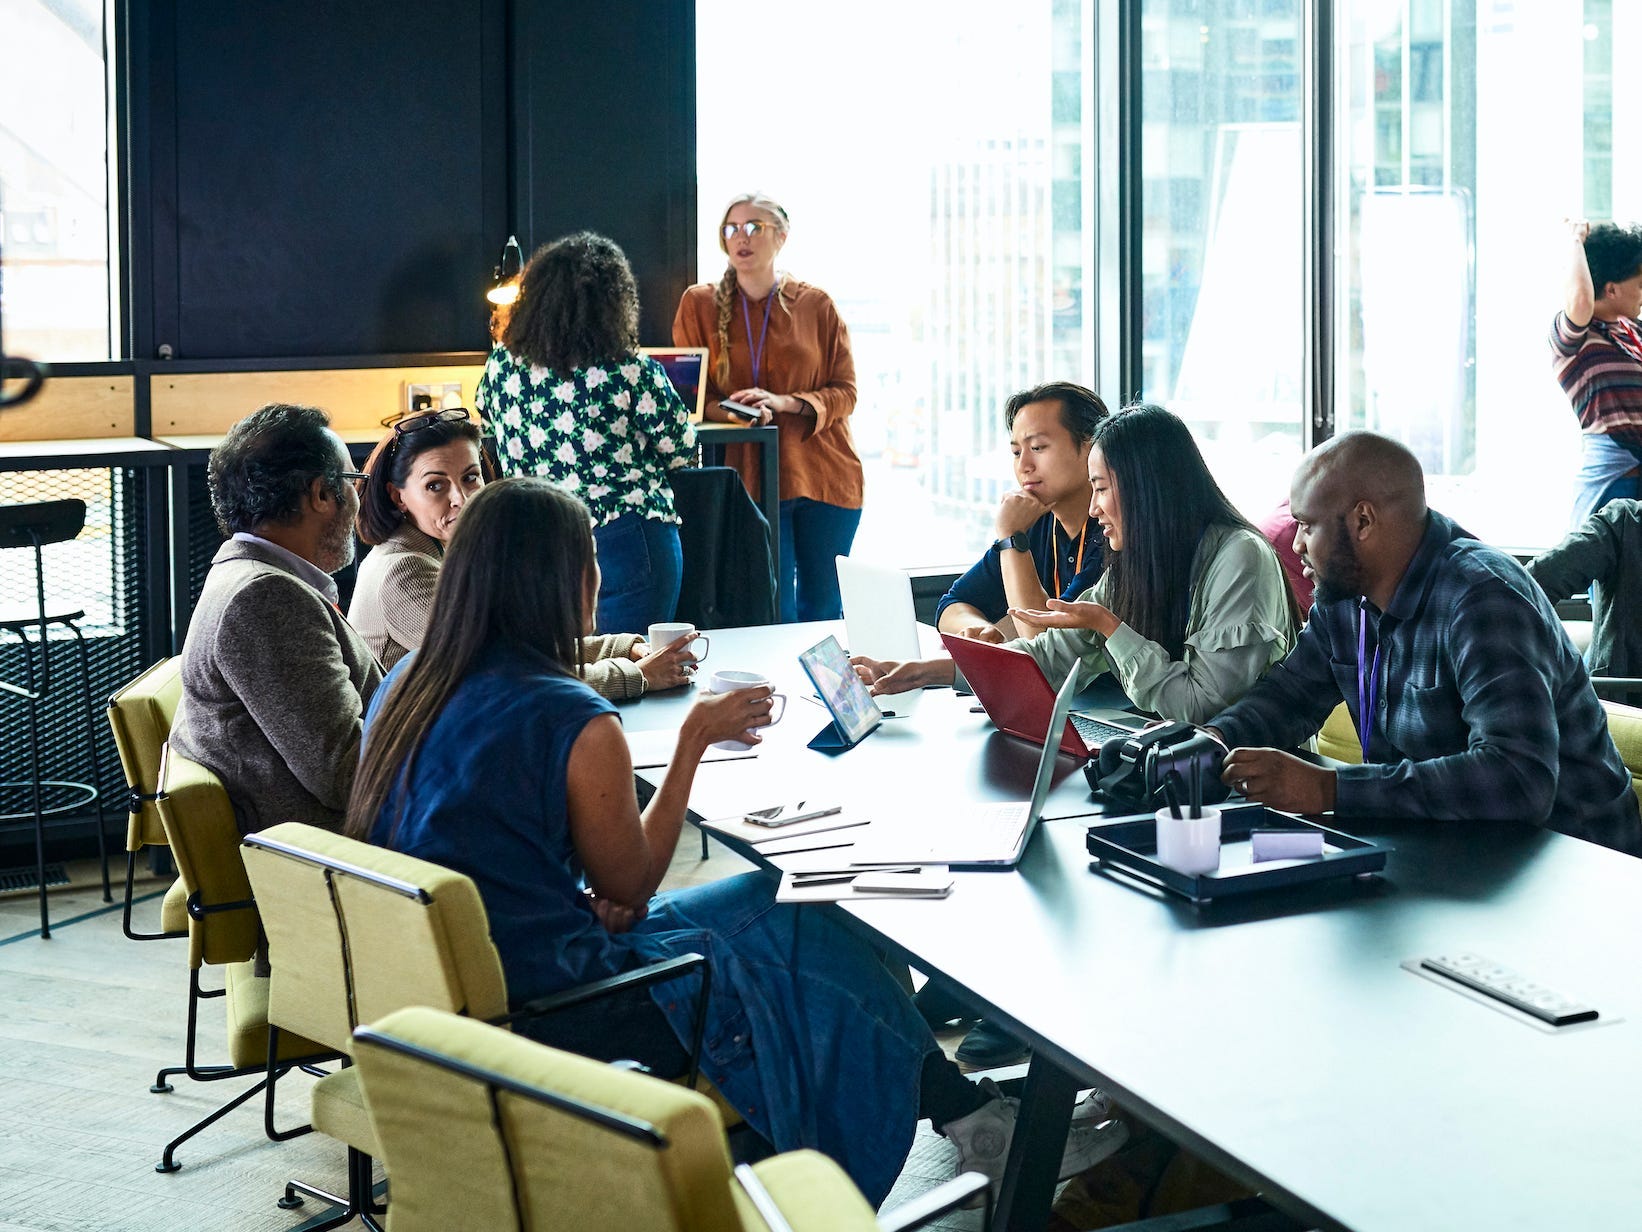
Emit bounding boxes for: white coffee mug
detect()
[647,622,710,663]
[1154,806,1222,875]
[707,669,787,751]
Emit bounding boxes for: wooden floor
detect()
[0,840,987,1231]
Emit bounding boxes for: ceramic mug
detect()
[647,622,710,663]
[707,669,787,751]
[1154,806,1222,875]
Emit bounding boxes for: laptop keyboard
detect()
[949,801,1029,843]
[1069,713,1137,747]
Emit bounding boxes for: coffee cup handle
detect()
[767,691,787,725]
[690,633,710,662]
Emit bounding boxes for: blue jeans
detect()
[593,514,682,636]
[626,873,933,1206]
[779,498,863,623]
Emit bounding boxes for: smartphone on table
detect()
[743,800,843,827]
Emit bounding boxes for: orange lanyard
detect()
[1052,524,1088,597]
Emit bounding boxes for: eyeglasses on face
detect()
[339,469,369,483]
[722,220,777,242]
[393,406,472,437]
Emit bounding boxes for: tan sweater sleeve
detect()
[579,634,646,700]
[378,551,440,654]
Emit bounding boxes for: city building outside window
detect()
[695,0,1097,569]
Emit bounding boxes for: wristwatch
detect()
[992,532,1030,554]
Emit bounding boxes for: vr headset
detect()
[1084,721,1230,809]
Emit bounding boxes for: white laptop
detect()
[836,555,923,717]
[849,666,1081,869]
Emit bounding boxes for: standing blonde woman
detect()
[673,192,865,622]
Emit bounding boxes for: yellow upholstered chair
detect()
[1315,703,1363,765]
[352,1006,987,1232]
[241,822,714,1231]
[1600,700,1642,806]
[106,657,189,941]
[150,745,332,1173]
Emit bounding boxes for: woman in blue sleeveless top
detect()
[343,478,1120,1204]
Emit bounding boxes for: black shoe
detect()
[914,981,978,1030]
[955,1018,1030,1068]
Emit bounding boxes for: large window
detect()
[0,0,117,362]
[1137,0,1307,523]
[1335,0,1640,546]
[695,0,1096,567]
[700,0,1634,565]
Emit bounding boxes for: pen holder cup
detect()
[1154,806,1222,875]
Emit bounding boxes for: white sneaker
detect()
[941,1078,1129,1201]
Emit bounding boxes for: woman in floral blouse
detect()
[476,232,696,634]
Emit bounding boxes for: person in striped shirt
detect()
[1550,220,1642,526]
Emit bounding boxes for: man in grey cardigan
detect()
[169,404,384,835]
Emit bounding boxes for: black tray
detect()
[1085,803,1389,903]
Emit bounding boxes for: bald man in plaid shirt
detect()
[1207,433,1641,856]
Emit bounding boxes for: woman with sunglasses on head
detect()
[673,192,865,622]
[347,477,1122,1206]
[856,404,1300,724]
[350,408,695,696]
[476,232,696,635]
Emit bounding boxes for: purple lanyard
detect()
[1356,602,1382,762]
[741,281,779,385]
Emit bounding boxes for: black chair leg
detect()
[70,625,112,902]
[123,850,187,942]
[152,968,230,1092]
[25,691,49,940]
[279,1146,384,1231]
[155,1071,274,1173]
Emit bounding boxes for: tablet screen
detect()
[798,634,883,748]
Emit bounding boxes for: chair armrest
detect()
[1592,677,1642,691]
[734,1162,797,1232]
[500,952,713,1087]
[877,1173,991,1232]
[185,889,256,920]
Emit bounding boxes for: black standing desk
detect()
[631,621,1642,1232]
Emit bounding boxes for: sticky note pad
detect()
[1249,827,1325,862]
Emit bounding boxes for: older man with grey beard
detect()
[169,403,383,835]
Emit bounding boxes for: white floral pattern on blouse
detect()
[476,346,696,527]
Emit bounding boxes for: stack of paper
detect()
[775,866,954,903]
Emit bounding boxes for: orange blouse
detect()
[672,278,864,509]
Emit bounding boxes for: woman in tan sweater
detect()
[673,191,864,622]
[348,408,695,698]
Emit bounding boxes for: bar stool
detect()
[0,499,112,938]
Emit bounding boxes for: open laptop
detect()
[942,632,1146,758]
[848,666,1083,868]
[835,556,923,717]
[638,347,709,421]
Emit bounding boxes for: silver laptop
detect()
[836,555,923,717]
[849,667,1081,869]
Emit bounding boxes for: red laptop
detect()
[940,633,1147,758]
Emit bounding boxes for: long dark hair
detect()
[356,416,495,545]
[502,231,640,371]
[1095,403,1295,659]
[345,478,594,842]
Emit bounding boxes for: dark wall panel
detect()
[164,1,502,358]
[512,0,697,346]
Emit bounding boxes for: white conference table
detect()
[627,621,1642,1232]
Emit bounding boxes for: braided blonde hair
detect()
[712,191,792,388]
